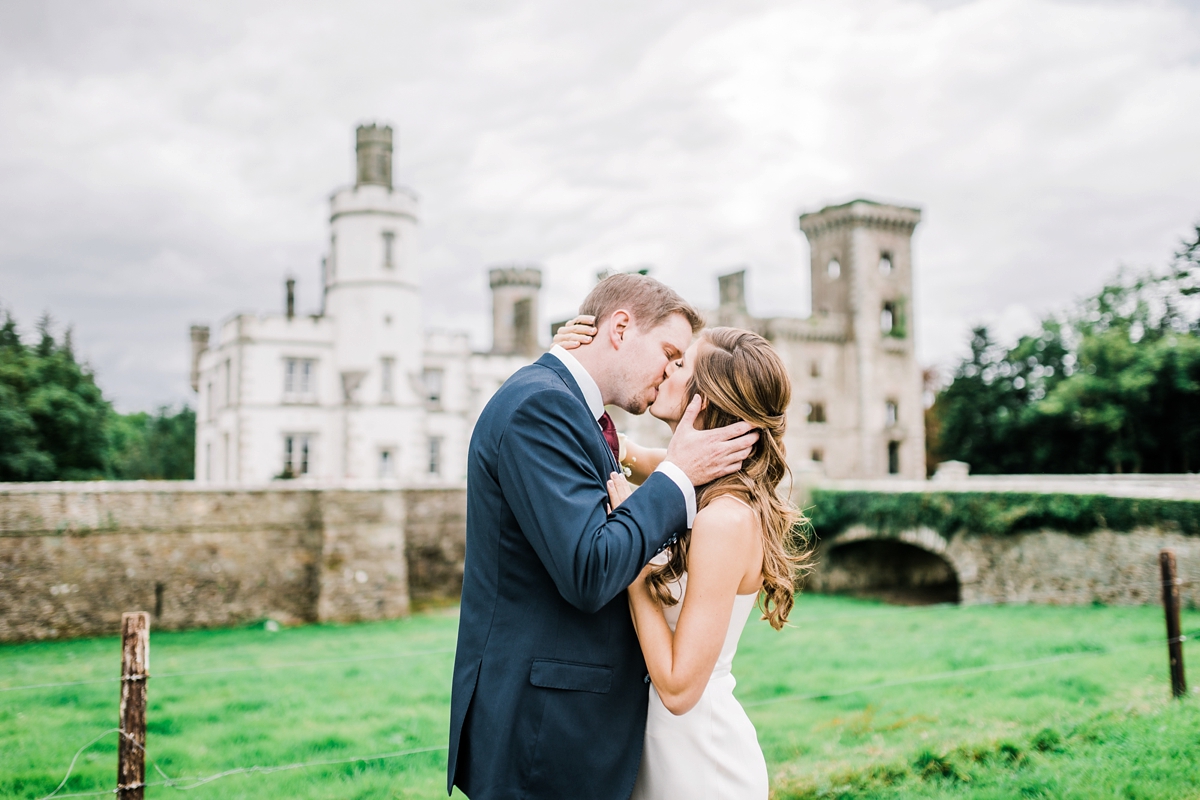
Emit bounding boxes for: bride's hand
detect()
[552,315,598,350]
[607,471,633,510]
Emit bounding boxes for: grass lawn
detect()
[2,596,1198,799]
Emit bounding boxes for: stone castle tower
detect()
[797,200,924,478]
[324,124,425,478]
[191,124,538,486]
[490,266,542,357]
[706,199,925,479]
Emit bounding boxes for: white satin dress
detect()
[630,571,769,800]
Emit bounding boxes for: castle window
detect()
[423,367,444,405]
[379,448,395,479]
[827,259,841,279]
[205,381,214,421]
[223,359,232,406]
[881,303,896,335]
[283,434,311,477]
[810,361,821,378]
[284,358,316,401]
[807,402,826,424]
[329,235,337,277]
[879,253,893,275]
[811,448,824,463]
[885,400,898,427]
[888,441,900,475]
[205,442,212,481]
[428,436,443,476]
[381,357,395,403]
[382,231,395,269]
[513,298,534,353]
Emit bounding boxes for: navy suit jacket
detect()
[448,353,688,800]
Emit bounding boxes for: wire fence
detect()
[8,576,1188,693]
[11,570,1198,799]
[33,630,1198,799]
[1,646,456,694]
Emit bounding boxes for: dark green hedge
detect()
[808,489,1200,540]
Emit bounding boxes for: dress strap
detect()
[712,493,754,511]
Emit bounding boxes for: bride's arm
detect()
[619,435,666,484]
[626,497,757,715]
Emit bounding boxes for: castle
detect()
[191,125,924,485]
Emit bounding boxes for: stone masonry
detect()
[0,482,466,642]
[5,475,1199,642]
[803,475,1200,607]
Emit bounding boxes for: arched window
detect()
[879,253,893,275]
[885,400,898,427]
[827,259,841,279]
[881,302,895,335]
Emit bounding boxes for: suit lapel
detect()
[536,353,620,474]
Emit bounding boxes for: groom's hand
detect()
[664,396,758,486]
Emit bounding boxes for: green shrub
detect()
[809,489,1200,540]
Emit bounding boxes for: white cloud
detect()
[0,0,1197,410]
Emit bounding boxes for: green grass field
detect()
[2,596,1198,799]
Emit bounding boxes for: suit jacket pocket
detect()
[529,658,613,694]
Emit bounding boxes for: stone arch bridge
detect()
[802,476,1200,607]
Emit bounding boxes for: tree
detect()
[109,406,196,480]
[0,313,111,480]
[0,310,196,481]
[929,224,1200,474]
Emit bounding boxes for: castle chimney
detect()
[189,325,210,392]
[355,124,393,189]
[286,278,296,320]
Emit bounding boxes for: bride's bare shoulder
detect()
[692,494,758,545]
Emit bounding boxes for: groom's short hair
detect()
[579,274,704,334]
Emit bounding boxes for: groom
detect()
[448,274,759,800]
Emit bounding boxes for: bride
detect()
[555,320,810,800]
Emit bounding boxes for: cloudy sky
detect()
[1,0,1198,412]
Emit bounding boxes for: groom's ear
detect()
[609,310,632,349]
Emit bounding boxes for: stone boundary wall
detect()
[807,524,1200,607]
[0,482,467,641]
[804,476,1200,607]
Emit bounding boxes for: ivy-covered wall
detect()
[809,489,1200,540]
[803,487,1200,607]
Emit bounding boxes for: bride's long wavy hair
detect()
[645,327,812,630]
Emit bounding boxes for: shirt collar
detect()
[549,345,605,422]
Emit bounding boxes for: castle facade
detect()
[191,125,924,486]
[190,126,536,486]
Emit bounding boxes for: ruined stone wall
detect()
[803,477,1200,607]
[807,524,1200,607]
[401,488,467,604]
[953,527,1200,607]
[0,483,467,641]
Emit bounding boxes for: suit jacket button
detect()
[644,674,651,684]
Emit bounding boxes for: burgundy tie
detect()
[598,412,620,465]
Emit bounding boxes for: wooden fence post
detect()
[1160,550,1187,700]
[118,612,150,799]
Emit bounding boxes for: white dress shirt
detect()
[548,345,697,527]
